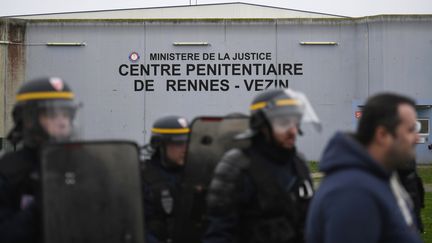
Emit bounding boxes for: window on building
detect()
[417,118,429,135]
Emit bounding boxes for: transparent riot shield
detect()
[40,141,144,243]
[173,116,250,242]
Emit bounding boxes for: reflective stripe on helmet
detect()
[16,92,74,102]
[275,98,300,106]
[151,128,190,134]
[250,102,267,111]
[250,98,300,111]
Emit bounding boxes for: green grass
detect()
[422,192,431,242]
[418,164,431,242]
[419,166,432,241]
[308,161,319,173]
[418,165,432,184]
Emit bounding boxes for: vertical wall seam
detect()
[143,21,147,142]
[366,20,370,96]
[275,19,278,82]
[1,21,8,140]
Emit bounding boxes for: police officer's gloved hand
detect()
[20,194,40,219]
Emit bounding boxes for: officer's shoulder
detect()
[295,150,307,161]
[141,158,167,183]
[0,151,8,171]
[0,149,32,176]
[0,149,24,165]
[141,159,159,174]
[219,148,250,169]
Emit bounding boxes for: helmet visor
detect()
[282,89,322,132]
[37,100,77,118]
[166,134,189,144]
[35,100,79,141]
[269,115,301,134]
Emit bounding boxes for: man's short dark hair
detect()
[356,93,416,146]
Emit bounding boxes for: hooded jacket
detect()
[305,132,422,243]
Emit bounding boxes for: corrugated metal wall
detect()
[2,16,432,162]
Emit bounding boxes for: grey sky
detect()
[1,0,432,17]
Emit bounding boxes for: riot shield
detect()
[174,116,250,242]
[184,116,250,185]
[40,141,144,243]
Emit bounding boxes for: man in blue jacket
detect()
[306,93,423,243]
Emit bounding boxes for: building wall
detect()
[6,16,432,163]
[0,19,26,150]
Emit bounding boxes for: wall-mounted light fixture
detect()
[45,42,86,47]
[173,42,209,46]
[0,40,86,46]
[299,42,338,46]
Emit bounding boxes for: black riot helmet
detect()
[150,115,190,168]
[7,77,78,148]
[238,89,305,139]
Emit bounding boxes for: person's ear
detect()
[374,126,393,147]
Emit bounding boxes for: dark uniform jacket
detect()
[397,161,425,232]
[0,146,40,243]
[204,138,313,243]
[141,155,183,243]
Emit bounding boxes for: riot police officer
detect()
[397,159,425,232]
[141,115,189,243]
[204,89,318,243]
[0,77,78,242]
